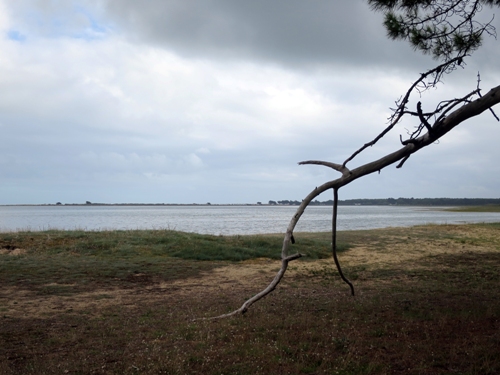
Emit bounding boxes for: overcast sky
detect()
[1,0,499,205]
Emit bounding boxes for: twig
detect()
[299,160,351,177]
[417,101,433,133]
[477,72,500,121]
[396,155,411,168]
[342,57,463,168]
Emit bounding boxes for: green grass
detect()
[1,228,346,260]
[0,229,349,292]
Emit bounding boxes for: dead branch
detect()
[402,88,480,144]
[197,250,304,321]
[332,188,355,295]
[342,56,464,168]
[299,160,351,177]
[477,73,500,121]
[417,102,433,134]
[207,83,500,319]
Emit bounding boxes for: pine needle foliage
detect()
[369,0,499,61]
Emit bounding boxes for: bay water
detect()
[1,205,499,235]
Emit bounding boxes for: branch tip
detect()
[299,160,351,177]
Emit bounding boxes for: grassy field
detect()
[1,223,500,374]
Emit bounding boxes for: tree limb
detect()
[208,83,500,318]
[299,160,351,177]
[332,188,355,295]
[342,56,464,168]
[417,101,433,133]
[199,251,304,320]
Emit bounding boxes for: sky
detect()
[1,0,500,205]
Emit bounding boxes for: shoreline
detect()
[3,198,500,208]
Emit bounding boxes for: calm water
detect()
[1,205,499,235]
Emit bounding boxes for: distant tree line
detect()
[268,198,500,206]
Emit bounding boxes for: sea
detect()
[1,205,499,235]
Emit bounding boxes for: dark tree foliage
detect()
[369,0,500,67]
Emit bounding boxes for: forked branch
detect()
[342,56,466,168]
[205,83,500,319]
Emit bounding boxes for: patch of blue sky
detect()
[6,30,27,42]
[70,27,109,41]
[11,4,111,41]
[71,5,112,41]
[44,14,110,41]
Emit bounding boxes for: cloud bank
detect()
[1,0,499,204]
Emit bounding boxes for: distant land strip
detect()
[4,198,500,207]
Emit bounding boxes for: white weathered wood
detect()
[205,84,500,320]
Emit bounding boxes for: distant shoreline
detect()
[3,197,500,207]
[1,203,246,207]
[2,203,266,207]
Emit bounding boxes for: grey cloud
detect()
[101,0,431,70]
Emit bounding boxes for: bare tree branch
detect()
[342,57,464,168]
[332,188,355,295]
[404,88,480,143]
[198,251,304,320]
[477,72,500,121]
[417,101,433,133]
[208,83,500,319]
[299,160,351,177]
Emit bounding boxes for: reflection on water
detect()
[0,205,499,235]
